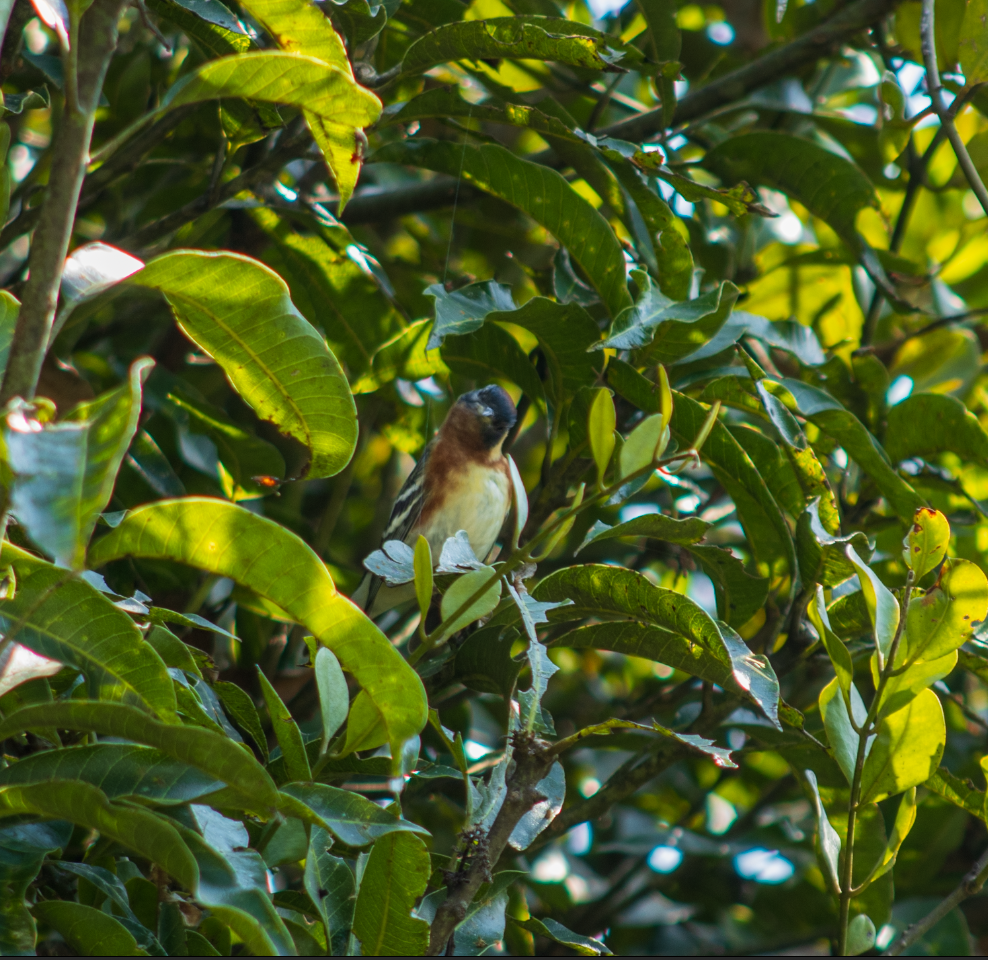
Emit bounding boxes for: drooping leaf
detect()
[859,688,946,803]
[352,831,431,955]
[372,139,632,319]
[0,701,278,810]
[0,780,197,889]
[796,498,870,587]
[702,131,880,251]
[88,498,428,754]
[805,769,841,895]
[253,208,404,380]
[535,565,780,727]
[0,543,176,718]
[0,744,222,803]
[304,825,354,956]
[31,902,147,957]
[6,358,152,569]
[165,52,379,207]
[846,545,900,664]
[885,392,988,466]
[685,544,769,629]
[808,585,854,699]
[127,251,356,479]
[280,781,430,847]
[819,677,871,785]
[516,916,613,956]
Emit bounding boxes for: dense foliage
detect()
[7,0,988,954]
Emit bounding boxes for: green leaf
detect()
[588,388,616,484]
[147,0,251,57]
[515,916,613,956]
[257,668,311,782]
[128,251,356,480]
[0,744,222,803]
[0,701,278,810]
[819,677,870,784]
[213,680,269,761]
[166,52,379,208]
[608,361,796,573]
[0,543,176,718]
[0,780,197,888]
[860,688,946,804]
[6,358,151,569]
[159,384,285,499]
[805,769,841,895]
[372,139,631,319]
[401,17,650,73]
[619,414,669,478]
[252,208,404,380]
[902,507,951,581]
[701,131,880,251]
[442,323,546,414]
[960,0,988,82]
[885,392,988,467]
[352,831,430,956]
[577,513,710,553]
[796,498,870,587]
[440,567,503,638]
[32,902,147,957]
[536,564,781,727]
[304,826,354,956]
[0,821,71,955]
[601,274,737,362]
[901,558,988,666]
[240,0,351,69]
[808,585,854,699]
[172,808,295,955]
[425,279,516,347]
[88,498,428,754]
[846,913,876,956]
[774,378,925,521]
[281,781,430,847]
[925,765,988,823]
[685,544,769,629]
[315,646,349,755]
[846,545,900,664]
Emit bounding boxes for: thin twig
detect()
[883,845,988,955]
[921,0,988,215]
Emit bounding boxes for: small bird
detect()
[352,384,518,617]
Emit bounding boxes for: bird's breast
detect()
[416,460,510,562]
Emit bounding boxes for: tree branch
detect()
[921,0,988,216]
[426,732,555,956]
[0,0,128,404]
[883,844,988,955]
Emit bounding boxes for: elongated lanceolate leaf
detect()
[0,780,197,889]
[535,565,781,727]
[128,251,356,479]
[0,701,278,809]
[846,545,899,663]
[372,139,632,319]
[353,832,431,956]
[0,744,222,803]
[165,52,379,207]
[0,543,176,719]
[6,358,152,569]
[702,131,880,251]
[577,513,710,553]
[89,498,427,751]
[305,826,354,956]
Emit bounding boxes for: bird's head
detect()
[453,384,518,453]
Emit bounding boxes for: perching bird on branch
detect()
[352,384,518,617]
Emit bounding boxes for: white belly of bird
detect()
[423,462,510,562]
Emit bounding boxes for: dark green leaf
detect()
[516,916,613,956]
[213,680,269,761]
[577,513,710,553]
[884,392,988,467]
[686,544,769,629]
[32,902,147,957]
[258,668,311,782]
[304,825,354,956]
[372,139,632,319]
[796,498,870,587]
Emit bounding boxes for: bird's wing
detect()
[357,439,434,613]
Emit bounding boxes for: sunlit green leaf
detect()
[88,498,428,753]
[902,507,950,581]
